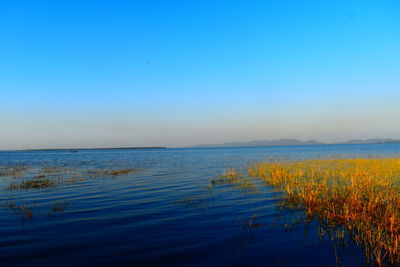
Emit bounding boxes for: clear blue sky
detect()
[1,0,399,149]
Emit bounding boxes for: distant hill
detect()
[191,138,400,148]
[191,139,324,148]
[338,139,400,144]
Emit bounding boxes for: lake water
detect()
[1,143,400,266]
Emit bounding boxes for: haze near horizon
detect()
[1,1,399,150]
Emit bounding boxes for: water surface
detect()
[1,144,400,266]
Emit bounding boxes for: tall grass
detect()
[248,158,400,265]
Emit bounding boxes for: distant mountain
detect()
[338,139,400,144]
[191,138,400,148]
[191,139,324,148]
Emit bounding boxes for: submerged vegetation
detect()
[0,165,29,177]
[9,179,54,190]
[248,158,400,265]
[221,168,239,178]
[107,168,138,176]
[88,168,138,177]
[5,201,35,220]
[1,165,140,220]
[4,166,140,192]
[209,168,258,194]
[173,197,208,209]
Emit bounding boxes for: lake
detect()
[1,143,400,266]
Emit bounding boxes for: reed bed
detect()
[248,158,400,265]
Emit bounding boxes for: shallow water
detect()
[1,144,400,266]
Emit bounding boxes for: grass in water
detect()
[106,168,138,176]
[210,168,258,194]
[248,158,400,265]
[221,168,239,178]
[5,201,34,220]
[8,179,54,190]
[0,165,29,177]
[87,168,138,177]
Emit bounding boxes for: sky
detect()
[1,0,399,149]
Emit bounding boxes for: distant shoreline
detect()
[2,139,400,152]
[1,147,167,152]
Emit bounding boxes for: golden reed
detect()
[248,158,400,265]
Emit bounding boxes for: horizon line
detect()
[1,138,399,152]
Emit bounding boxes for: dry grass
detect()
[248,158,400,265]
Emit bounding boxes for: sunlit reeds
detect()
[248,158,400,265]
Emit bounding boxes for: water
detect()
[1,143,400,266]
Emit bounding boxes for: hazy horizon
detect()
[1,1,399,150]
[1,137,399,151]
